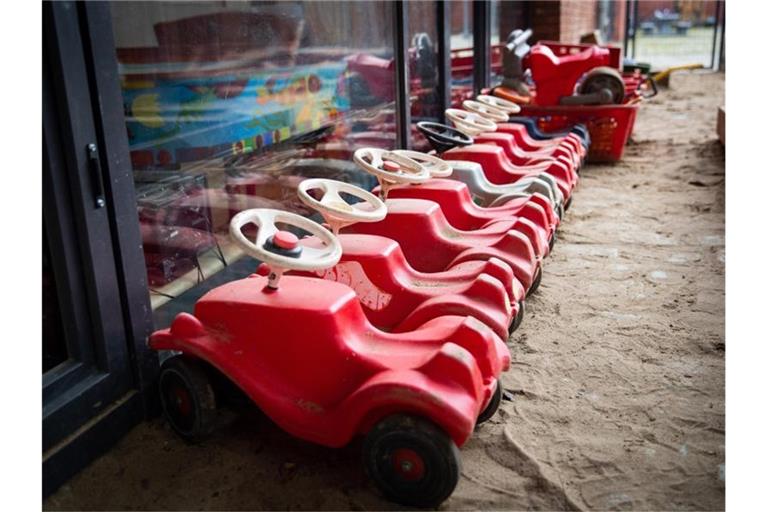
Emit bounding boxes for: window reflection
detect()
[407,0,440,151]
[450,0,473,103]
[111,1,394,310]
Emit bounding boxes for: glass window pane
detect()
[450,0,473,99]
[489,0,528,87]
[109,1,396,319]
[407,0,440,150]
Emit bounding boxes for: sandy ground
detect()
[45,72,725,511]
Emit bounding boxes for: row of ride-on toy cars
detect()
[149,89,591,506]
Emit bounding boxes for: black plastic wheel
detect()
[564,194,573,212]
[509,300,525,335]
[416,121,474,153]
[477,382,503,424]
[548,229,557,253]
[528,265,543,295]
[580,66,626,105]
[363,414,461,508]
[159,356,218,443]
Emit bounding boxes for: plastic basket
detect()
[520,102,639,163]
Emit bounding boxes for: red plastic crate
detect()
[520,102,639,163]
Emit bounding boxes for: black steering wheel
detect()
[416,121,474,153]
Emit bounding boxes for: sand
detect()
[44,71,725,511]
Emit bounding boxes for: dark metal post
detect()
[632,0,638,59]
[473,0,491,96]
[437,0,452,122]
[718,1,725,71]
[623,0,631,59]
[711,0,723,70]
[393,0,411,149]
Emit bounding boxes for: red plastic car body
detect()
[478,127,582,170]
[496,122,586,160]
[150,274,510,447]
[379,179,556,258]
[280,234,519,338]
[343,198,542,294]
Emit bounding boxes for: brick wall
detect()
[528,1,562,42]
[525,0,599,44]
[559,0,598,43]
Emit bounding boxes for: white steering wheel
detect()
[353,147,430,199]
[392,150,453,178]
[297,178,387,234]
[462,100,509,123]
[445,108,498,136]
[476,94,522,115]
[230,208,341,289]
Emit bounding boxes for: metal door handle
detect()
[86,143,106,208]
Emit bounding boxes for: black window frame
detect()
[43,0,155,496]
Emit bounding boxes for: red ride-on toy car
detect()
[419,115,577,204]
[477,94,589,158]
[150,209,511,507]
[376,151,557,257]
[526,42,624,106]
[346,148,543,295]
[445,107,582,181]
[462,100,584,169]
[414,122,566,217]
[280,178,523,337]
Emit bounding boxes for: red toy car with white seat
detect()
[415,122,567,216]
[417,116,578,202]
[377,150,557,257]
[268,178,523,337]
[150,208,510,507]
[462,100,583,169]
[445,108,581,185]
[474,95,587,159]
[345,148,543,295]
[452,103,583,165]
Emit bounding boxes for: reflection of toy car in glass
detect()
[225,157,376,217]
[150,208,510,508]
[286,178,521,338]
[345,149,543,295]
[135,173,225,286]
